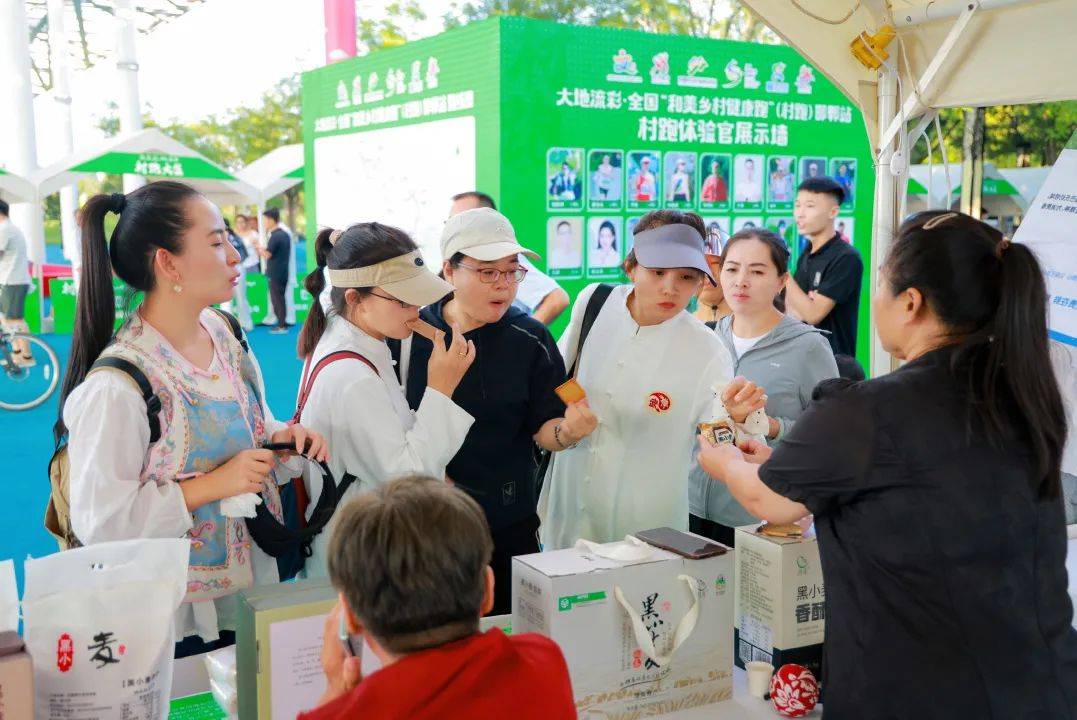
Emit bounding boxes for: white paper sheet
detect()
[268,614,329,720]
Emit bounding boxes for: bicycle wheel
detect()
[0,334,61,411]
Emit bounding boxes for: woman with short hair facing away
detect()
[689,228,837,545]
[59,182,326,650]
[699,211,1077,717]
[539,210,762,549]
[297,223,476,578]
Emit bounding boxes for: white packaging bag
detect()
[22,539,190,720]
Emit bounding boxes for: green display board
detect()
[302,17,874,365]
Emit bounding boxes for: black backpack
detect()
[46,310,348,573]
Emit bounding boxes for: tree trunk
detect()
[285,188,297,231]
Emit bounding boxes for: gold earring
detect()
[173,284,183,294]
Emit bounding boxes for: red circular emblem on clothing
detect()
[770,664,819,717]
[647,392,672,414]
[57,633,74,673]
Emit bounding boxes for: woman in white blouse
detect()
[59,182,327,652]
[539,210,763,550]
[296,222,476,577]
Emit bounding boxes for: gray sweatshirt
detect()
[689,314,839,528]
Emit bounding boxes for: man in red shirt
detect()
[298,475,577,720]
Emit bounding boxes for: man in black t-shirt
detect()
[786,177,863,358]
[261,207,290,334]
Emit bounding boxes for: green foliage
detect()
[441,0,776,42]
[911,101,1077,168]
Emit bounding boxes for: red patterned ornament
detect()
[769,663,819,717]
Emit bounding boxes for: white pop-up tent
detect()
[0,168,35,205]
[33,128,259,207]
[740,0,1077,376]
[908,162,1028,219]
[236,143,304,207]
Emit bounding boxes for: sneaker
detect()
[269,327,289,335]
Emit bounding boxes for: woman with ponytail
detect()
[698,210,1077,717]
[59,182,326,652]
[296,223,476,578]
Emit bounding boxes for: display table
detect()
[169,531,1076,718]
[170,655,815,719]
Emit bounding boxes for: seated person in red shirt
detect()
[300,475,577,720]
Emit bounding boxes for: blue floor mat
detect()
[1,324,304,597]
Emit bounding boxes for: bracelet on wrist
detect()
[554,422,579,450]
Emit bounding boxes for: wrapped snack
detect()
[555,378,586,405]
[405,318,439,342]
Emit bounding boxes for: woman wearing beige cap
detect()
[296,222,476,578]
[392,207,597,613]
[539,209,762,550]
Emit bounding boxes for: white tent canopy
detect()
[741,0,1077,376]
[0,168,35,204]
[999,166,1051,206]
[908,162,1028,217]
[236,143,304,206]
[32,128,259,206]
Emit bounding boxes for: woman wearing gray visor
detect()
[539,210,762,549]
[296,223,476,578]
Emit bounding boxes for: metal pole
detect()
[870,67,899,378]
[960,107,986,218]
[114,0,145,193]
[0,0,46,330]
[48,0,81,288]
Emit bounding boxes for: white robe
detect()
[539,284,734,549]
[299,316,474,576]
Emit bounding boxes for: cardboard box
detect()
[733,524,825,680]
[236,579,338,720]
[512,537,734,719]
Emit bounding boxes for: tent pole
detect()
[0,0,46,332]
[114,0,146,193]
[871,67,899,378]
[48,0,81,296]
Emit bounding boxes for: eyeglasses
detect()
[367,291,415,309]
[455,263,529,284]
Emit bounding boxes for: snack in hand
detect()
[405,318,439,342]
[555,378,586,405]
[757,522,804,539]
[698,418,736,446]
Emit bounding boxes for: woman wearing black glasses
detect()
[393,207,597,614]
[296,222,477,579]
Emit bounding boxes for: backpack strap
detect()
[292,351,378,425]
[211,307,249,353]
[89,357,163,444]
[568,283,614,378]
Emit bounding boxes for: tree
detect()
[911,101,1077,168]
[442,0,774,41]
[26,0,205,93]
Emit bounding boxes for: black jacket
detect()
[391,301,567,530]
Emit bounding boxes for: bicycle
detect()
[0,328,60,411]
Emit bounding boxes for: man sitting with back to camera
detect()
[300,475,577,720]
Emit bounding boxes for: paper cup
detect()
[746,661,774,699]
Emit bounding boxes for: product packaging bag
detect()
[22,538,190,720]
[513,536,734,719]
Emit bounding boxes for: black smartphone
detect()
[634,527,728,559]
[339,613,363,658]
